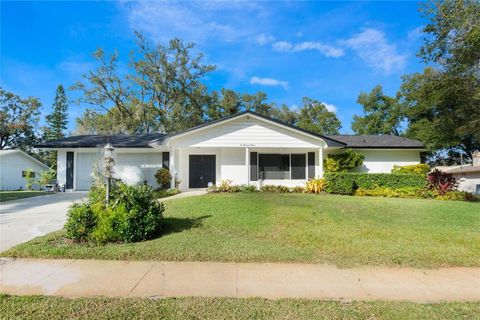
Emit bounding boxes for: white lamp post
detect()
[104,143,115,204]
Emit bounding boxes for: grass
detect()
[3,193,480,268]
[1,295,479,320]
[0,191,49,202]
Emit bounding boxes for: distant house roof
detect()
[36,133,168,148]
[35,111,424,150]
[326,135,425,149]
[0,149,49,169]
[439,165,480,174]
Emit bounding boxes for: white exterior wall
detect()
[57,149,164,191]
[170,117,325,149]
[356,150,420,173]
[454,172,480,194]
[0,151,49,190]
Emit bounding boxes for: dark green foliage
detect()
[64,182,164,243]
[324,172,427,195]
[324,149,365,172]
[324,174,356,195]
[42,85,69,169]
[0,88,41,151]
[297,97,341,135]
[65,202,96,242]
[155,168,172,189]
[352,85,403,135]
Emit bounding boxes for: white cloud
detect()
[322,102,337,113]
[249,76,289,90]
[342,28,406,74]
[118,1,265,43]
[255,34,275,45]
[272,40,344,58]
[407,26,424,42]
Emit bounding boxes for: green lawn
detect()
[1,295,479,320]
[0,191,49,202]
[3,193,479,268]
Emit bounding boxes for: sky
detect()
[1,1,428,134]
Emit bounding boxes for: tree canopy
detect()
[0,88,40,151]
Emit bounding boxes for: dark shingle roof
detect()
[36,133,167,148]
[35,112,424,149]
[326,135,424,149]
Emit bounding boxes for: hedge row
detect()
[324,172,427,195]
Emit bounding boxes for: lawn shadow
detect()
[161,215,211,236]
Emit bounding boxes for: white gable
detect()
[168,115,327,148]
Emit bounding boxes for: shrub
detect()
[324,172,426,195]
[355,187,423,199]
[391,164,430,175]
[64,182,164,243]
[154,168,172,189]
[325,175,356,195]
[260,185,290,193]
[23,168,36,190]
[324,149,365,172]
[427,169,458,195]
[65,202,96,242]
[305,178,326,194]
[37,169,56,189]
[239,184,258,193]
[291,186,305,193]
[436,191,474,201]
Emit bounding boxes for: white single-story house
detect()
[0,149,50,190]
[436,151,480,195]
[37,111,425,191]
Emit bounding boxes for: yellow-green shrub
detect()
[391,164,430,175]
[305,178,326,194]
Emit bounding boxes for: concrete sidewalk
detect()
[1,258,479,302]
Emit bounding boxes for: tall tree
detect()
[400,0,480,162]
[297,97,341,135]
[73,32,215,134]
[0,88,41,151]
[352,85,403,135]
[42,85,69,169]
[270,104,299,126]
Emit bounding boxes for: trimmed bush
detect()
[65,202,96,242]
[324,172,426,195]
[155,168,172,189]
[391,164,430,175]
[324,175,356,194]
[324,149,365,172]
[65,182,164,243]
[355,186,473,201]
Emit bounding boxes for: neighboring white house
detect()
[436,151,480,195]
[0,150,50,191]
[37,111,425,191]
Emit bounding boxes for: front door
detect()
[66,151,74,189]
[189,155,216,188]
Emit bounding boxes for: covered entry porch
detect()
[170,147,325,191]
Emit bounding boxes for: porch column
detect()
[245,147,250,185]
[169,147,176,188]
[318,148,324,178]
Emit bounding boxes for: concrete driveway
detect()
[0,192,86,251]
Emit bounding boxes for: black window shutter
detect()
[162,152,170,169]
[308,152,315,179]
[291,154,306,179]
[250,152,258,181]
